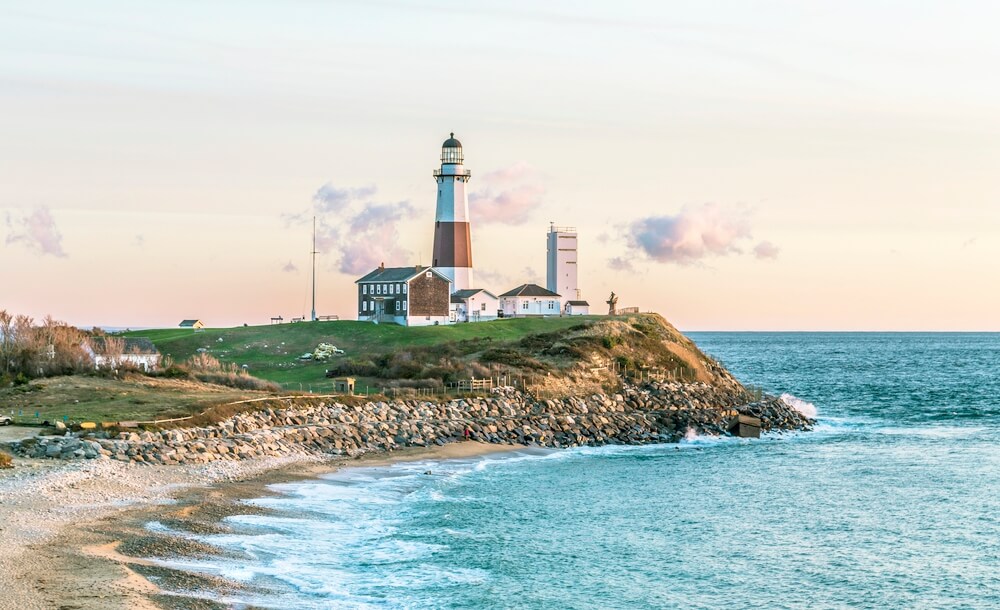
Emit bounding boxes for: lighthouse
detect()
[432,133,473,291]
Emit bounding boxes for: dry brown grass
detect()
[0,374,272,425]
[0,451,13,469]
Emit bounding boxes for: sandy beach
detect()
[0,441,516,610]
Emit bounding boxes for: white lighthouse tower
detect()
[432,133,474,291]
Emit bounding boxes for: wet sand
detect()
[0,441,517,610]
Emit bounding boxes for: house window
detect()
[481,302,486,311]
[394,301,398,311]
[363,285,367,295]
[363,301,368,312]
[403,300,407,311]
[403,284,407,294]
[522,302,528,310]
[376,284,381,295]
[389,284,394,295]
[548,301,555,310]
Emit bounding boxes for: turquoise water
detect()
[156,333,1000,609]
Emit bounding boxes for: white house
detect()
[451,289,499,322]
[565,300,590,316]
[83,337,161,372]
[499,284,562,318]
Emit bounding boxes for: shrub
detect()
[0,452,12,469]
[160,365,190,379]
[193,371,280,392]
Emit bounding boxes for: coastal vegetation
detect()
[122,313,725,394]
[0,311,733,427]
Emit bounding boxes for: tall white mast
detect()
[311,216,318,322]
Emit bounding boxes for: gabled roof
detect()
[499,283,561,298]
[179,319,202,327]
[452,288,498,300]
[355,266,448,284]
[567,300,590,306]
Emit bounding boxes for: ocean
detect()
[150,333,1000,609]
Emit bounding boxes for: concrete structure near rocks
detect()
[332,377,355,395]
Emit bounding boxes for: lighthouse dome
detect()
[441,132,464,164]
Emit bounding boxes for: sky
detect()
[2,0,998,331]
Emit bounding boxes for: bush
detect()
[0,452,12,469]
[193,371,280,392]
[160,365,190,379]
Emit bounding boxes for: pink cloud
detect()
[5,206,67,257]
[289,183,419,275]
[627,202,756,265]
[753,240,780,260]
[469,162,544,225]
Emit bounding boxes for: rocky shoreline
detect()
[5,381,814,465]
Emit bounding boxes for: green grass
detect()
[0,375,267,425]
[125,317,601,391]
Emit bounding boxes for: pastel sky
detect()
[2,1,999,330]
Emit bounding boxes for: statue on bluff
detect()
[606,292,618,316]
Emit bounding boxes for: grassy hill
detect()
[123,317,600,392]
[0,314,741,426]
[122,314,739,395]
[0,375,268,425]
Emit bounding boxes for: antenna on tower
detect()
[310,216,319,322]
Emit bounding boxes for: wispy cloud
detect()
[608,256,635,272]
[282,261,298,272]
[626,202,767,265]
[313,183,377,214]
[4,205,67,257]
[288,183,418,276]
[753,240,780,260]
[469,162,544,225]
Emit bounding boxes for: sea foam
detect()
[780,392,818,418]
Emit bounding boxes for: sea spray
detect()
[780,393,818,418]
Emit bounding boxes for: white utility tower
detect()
[546,223,579,300]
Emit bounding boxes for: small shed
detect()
[728,414,762,438]
[179,319,205,329]
[333,377,356,395]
